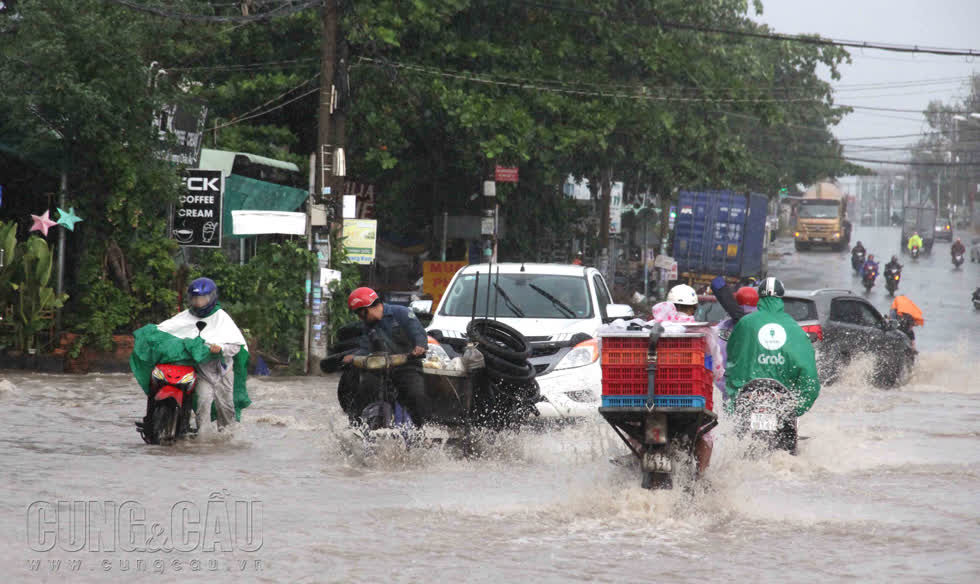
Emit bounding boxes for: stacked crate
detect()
[599,333,713,410]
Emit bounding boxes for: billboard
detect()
[342,219,377,264]
[171,169,222,248]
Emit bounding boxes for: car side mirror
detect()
[605,303,634,321]
[410,300,432,315]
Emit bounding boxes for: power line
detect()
[515,1,980,57]
[103,0,320,22]
[212,75,319,130]
[168,57,318,72]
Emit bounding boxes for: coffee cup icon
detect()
[173,228,194,243]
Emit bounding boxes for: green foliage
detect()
[10,236,68,351]
[190,241,317,366]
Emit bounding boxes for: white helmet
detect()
[666,284,698,306]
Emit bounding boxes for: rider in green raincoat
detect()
[724,278,820,417]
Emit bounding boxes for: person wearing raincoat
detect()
[889,295,924,350]
[724,277,820,418]
[130,278,251,431]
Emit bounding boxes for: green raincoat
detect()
[129,305,251,421]
[724,296,820,416]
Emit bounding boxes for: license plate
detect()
[644,414,668,444]
[642,451,672,473]
[750,412,779,432]
[811,237,823,242]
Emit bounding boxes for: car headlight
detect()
[554,338,599,370]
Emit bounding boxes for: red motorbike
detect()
[136,364,197,445]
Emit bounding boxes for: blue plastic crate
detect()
[601,395,707,408]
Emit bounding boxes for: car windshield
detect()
[440,273,593,319]
[783,298,818,321]
[799,203,839,218]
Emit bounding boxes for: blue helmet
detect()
[187,277,218,317]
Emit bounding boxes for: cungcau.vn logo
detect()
[26,490,262,553]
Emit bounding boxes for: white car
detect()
[424,263,633,419]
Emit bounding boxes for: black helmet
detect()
[188,277,219,317]
[758,277,785,298]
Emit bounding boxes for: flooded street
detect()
[2,227,977,583]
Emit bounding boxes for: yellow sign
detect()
[727,244,739,257]
[342,219,377,264]
[423,261,468,307]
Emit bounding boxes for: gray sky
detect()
[752,0,980,174]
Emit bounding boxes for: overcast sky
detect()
[752,0,980,177]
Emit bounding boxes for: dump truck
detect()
[673,190,770,287]
[794,181,851,252]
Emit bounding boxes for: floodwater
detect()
[1,226,977,583]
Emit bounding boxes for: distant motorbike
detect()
[851,250,866,274]
[973,289,980,310]
[735,378,799,454]
[952,253,964,269]
[861,264,878,292]
[136,363,197,445]
[884,266,901,296]
[910,245,921,260]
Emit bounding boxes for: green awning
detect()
[222,174,308,238]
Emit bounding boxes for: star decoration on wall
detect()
[56,207,83,231]
[29,210,58,237]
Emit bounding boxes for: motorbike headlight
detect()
[151,367,165,381]
[555,339,599,370]
[426,338,451,362]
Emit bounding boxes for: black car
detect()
[695,293,822,342]
[790,289,915,387]
[934,217,953,242]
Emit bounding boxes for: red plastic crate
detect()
[601,364,647,383]
[658,337,705,351]
[601,337,648,351]
[657,349,706,366]
[601,379,648,396]
[655,365,712,385]
[654,379,714,411]
[601,348,647,366]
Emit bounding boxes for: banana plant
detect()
[0,221,20,344]
[11,236,68,351]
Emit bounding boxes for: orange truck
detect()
[794,181,852,252]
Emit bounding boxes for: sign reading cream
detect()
[172,169,222,248]
[757,323,787,351]
[343,219,377,264]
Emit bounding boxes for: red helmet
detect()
[734,286,759,307]
[347,287,379,311]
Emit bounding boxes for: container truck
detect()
[900,203,937,254]
[672,190,770,287]
[794,181,851,252]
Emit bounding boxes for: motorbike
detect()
[136,363,197,445]
[952,253,964,269]
[884,266,901,296]
[861,264,878,292]
[973,289,980,310]
[851,250,866,274]
[599,324,717,490]
[734,379,799,454]
[909,245,921,260]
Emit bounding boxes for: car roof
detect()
[456,263,589,276]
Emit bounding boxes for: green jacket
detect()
[724,296,820,416]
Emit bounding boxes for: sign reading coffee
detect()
[172,169,223,248]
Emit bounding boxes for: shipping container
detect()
[673,190,770,284]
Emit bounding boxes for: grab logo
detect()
[758,323,787,350]
[757,353,786,365]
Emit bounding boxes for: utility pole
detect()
[317,0,338,208]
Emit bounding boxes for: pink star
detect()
[29,210,58,236]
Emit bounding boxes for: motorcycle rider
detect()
[851,240,866,256]
[951,237,966,260]
[342,287,432,427]
[884,255,902,273]
[861,254,880,283]
[725,277,820,426]
[713,286,759,401]
[130,277,251,431]
[907,231,924,253]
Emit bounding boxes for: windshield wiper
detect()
[529,284,576,318]
[493,282,525,317]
